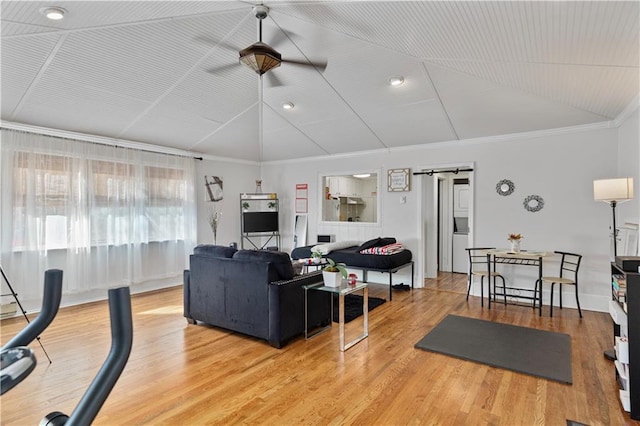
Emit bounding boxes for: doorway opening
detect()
[417,163,474,293]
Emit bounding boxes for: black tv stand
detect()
[240,193,280,250]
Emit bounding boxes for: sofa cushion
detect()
[232,250,295,281]
[193,244,237,258]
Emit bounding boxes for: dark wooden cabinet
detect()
[610,262,639,420]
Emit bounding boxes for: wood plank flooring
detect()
[1,272,637,425]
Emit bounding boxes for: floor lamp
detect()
[594,177,634,360]
[594,177,635,257]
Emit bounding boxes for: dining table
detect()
[483,249,552,309]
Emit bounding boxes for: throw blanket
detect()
[360,243,405,255]
[311,240,360,255]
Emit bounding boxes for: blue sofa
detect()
[183,245,330,348]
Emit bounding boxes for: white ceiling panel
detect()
[192,103,260,161]
[14,77,151,137]
[120,105,222,151]
[48,20,223,103]
[0,1,246,33]
[262,107,327,162]
[0,34,61,118]
[429,59,638,119]
[299,115,386,155]
[430,63,608,139]
[1,1,638,161]
[363,98,457,148]
[0,20,54,37]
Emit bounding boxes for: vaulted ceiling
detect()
[1,1,638,162]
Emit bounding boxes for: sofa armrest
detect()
[271,270,323,287]
[267,271,330,348]
[183,269,191,320]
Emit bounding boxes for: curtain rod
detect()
[1,121,203,160]
[413,168,473,176]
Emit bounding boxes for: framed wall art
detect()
[388,168,411,192]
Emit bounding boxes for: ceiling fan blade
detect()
[265,72,285,88]
[281,58,327,73]
[268,28,298,49]
[194,35,241,53]
[205,63,240,75]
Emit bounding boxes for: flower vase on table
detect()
[508,233,522,253]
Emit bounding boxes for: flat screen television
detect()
[243,212,279,233]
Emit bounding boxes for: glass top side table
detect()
[303,282,369,351]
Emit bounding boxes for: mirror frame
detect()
[319,170,381,225]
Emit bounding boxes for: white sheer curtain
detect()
[0,129,197,301]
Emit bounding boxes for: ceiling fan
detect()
[204,5,327,86]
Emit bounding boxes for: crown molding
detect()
[613,94,640,127]
[0,120,259,165]
[262,120,617,166]
[0,120,198,157]
[199,153,260,166]
[3,117,622,168]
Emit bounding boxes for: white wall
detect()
[617,106,640,228]
[195,159,261,246]
[261,124,628,312]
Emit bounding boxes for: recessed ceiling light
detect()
[282,102,294,110]
[388,76,404,86]
[41,7,66,20]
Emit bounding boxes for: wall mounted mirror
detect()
[496,179,515,196]
[523,194,544,212]
[293,214,307,248]
[321,173,378,223]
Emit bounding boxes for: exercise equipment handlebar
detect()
[1,269,63,351]
[42,286,133,426]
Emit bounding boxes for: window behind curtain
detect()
[1,129,197,298]
[11,151,191,250]
[12,152,71,250]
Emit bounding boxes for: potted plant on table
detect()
[322,258,348,287]
[508,233,523,253]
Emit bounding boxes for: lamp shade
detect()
[593,177,634,202]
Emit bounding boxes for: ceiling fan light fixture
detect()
[239,43,282,75]
[41,6,66,20]
[388,76,405,86]
[282,102,294,110]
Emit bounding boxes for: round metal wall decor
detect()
[496,179,515,196]
[523,195,544,212]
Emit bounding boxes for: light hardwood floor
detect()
[1,273,637,425]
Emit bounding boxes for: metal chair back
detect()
[465,247,494,274]
[556,251,582,283]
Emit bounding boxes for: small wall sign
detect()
[295,183,308,213]
[388,168,411,192]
